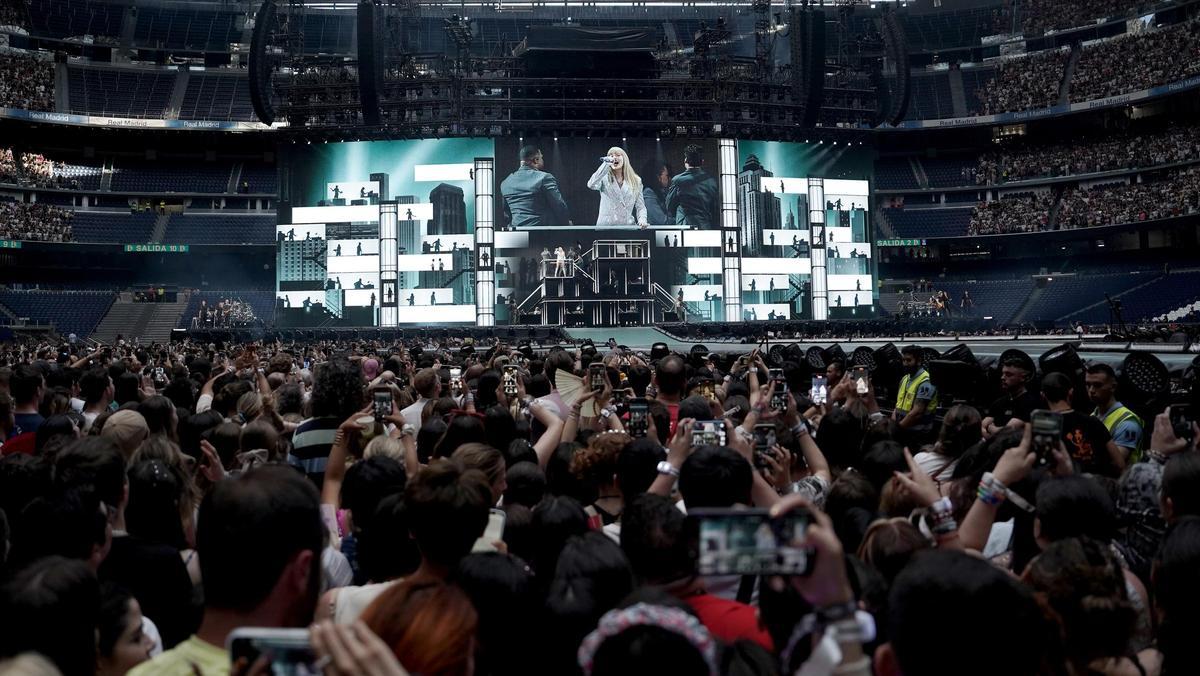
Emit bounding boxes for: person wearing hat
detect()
[101,409,151,462]
[982,355,1040,438]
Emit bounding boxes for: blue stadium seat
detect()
[884,208,973,238]
[0,290,116,337]
[162,214,276,245]
[874,158,920,190]
[71,211,157,244]
[110,161,232,194]
[179,73,255,122]
[67,66,176,118]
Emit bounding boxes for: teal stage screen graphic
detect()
[734,140,874,320]
[276,139,493,327]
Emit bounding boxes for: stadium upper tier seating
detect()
[110,160,233,194]
[162,213,276,245]
[883,208,973,239]
[0,289,116,337]
[71,211,157,244]
[66,66,176,119]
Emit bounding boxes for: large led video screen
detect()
[275,138,492,327]
[735,140,873,319]
[490,137,728,325]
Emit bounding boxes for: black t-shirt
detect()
[99,534,199,649]
[1060,410,1116,477]
[987,390,1041,427]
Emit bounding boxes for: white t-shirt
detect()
[914,451,958,483]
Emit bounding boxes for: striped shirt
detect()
[287,417,340,487]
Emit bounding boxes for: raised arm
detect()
[529,399,565,468]
[587,162,610,192]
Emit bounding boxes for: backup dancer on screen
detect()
[587,147,649,228]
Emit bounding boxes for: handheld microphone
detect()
[600,156,616,164]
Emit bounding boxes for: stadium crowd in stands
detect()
[1071,18,1200,103]
[0,52,53,112]
[970,124,1200,185]
[0,201,73,242]
[968,192,1054,235]
[974,48,1067,115]
[1058,166,1200,230]
[1016,0,1154,34]
[0,148,84,190]
[0,336,1195,676]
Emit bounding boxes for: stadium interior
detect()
[3,0,1200,673]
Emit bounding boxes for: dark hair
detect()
[97,582,137,658]
[0,454,53,535]
[546,442,589,502]
[0,556,100,675]
[616,437,667,498]
[815,402,871,469]
[520,145,541,162]
[356,493,421,584]
[476,371,502,410]
[678,395,712,423]
[35,414,78,456]
[1023,537,1135,669]
[936,405,982,459]
[683,144,704,167]
[484,405,518,452]
[504,461,546,508]
[858,519,929,585]
[1164,453,1200,519]
[1085,363,1117,380]
[310,358,366,419]
[416,417,447,465]
[454,552,537,676]
[1036,476,1116,544]
[679,446,752,508]
[900,345,923,361]
[529,495,590,580]
[125,459,189,550]
[1041,372,1074,404]
[620,493,694,584]
[274,383,305,417]
[138,395,177,441]
[859,440,907,494]
[79,368,111,406]
[197,465,324,612]
[341,455,408,534]
[405,459,493,569]
[1155,517,1200,675]
[435,414,487,459]
[888,550,1053,676]
[8,489,108,569]
[545,532,636,674]
[9,363,43,405]
[53,436,126,509]
[114,371,142,406]
[591,624,710,676]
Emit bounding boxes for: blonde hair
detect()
[364,435,406,462]
[607,147,642,194]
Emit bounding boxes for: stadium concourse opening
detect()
[3,1,1200,675]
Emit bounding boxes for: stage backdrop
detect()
[275,138,493,327]
[272,137,875,327]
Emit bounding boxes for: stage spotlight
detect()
[824,343,847,366]
[941,343,977,365]
[929,357,984,405]
[1039,343,1084,381]
[851,346,876,371]
[921,346,942,365]
[768,344,788,367]
[999,348,1036,374]
[650,342,670,362]
[1119,351,1170,406]
[805,346,826,371]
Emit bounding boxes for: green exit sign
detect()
[876,239,926,247]
[124,244,190,253]
[0,239,23,249]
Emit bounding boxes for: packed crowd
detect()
[969,124,1200,185]
[0,52,53,112]
[0,2,25,29]
[0,201,74,242]
[1058,167,1200,230]
[0,148,85,190]
[973,48,1068,116]
[1015,0,1155,35]
[1071,19,1200,103]
[0,336,1197,676]
[191,298,258,329]
[967,191,1054,235]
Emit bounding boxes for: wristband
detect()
[815,600,858,625]
[752,402,769,415]
[656,461,680,478]
[790,421,809,438]
[599,407,614,419]
[928,496,953,516]
[1146,449,1169,465]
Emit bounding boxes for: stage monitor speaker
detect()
[357,0,382,126]
[881,11,910,126]
[790,8,826,129]
[248,0,276,125]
